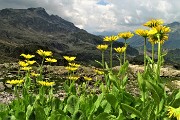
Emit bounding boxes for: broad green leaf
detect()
[105,94,118,109]
[121,103,143,119]
[26,105,33,120]
[94,112,111,120]
[146,82,161,105]
[175,90,180,100]
[118,61,129,76]
[94,93,104,112]
[34,105,46,120]
[72,110,85,120]
[67,95,79,114]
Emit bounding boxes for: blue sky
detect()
[0,0,179,34]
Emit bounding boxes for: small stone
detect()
[5,83,12,89]
[0,82,5,91]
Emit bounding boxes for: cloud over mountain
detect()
[0,0,179,33]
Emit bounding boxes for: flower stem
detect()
[124,39,127,63]
[102,51,105,70]
[110,42,113,70]
[144,38,147,71]
[156,35,161,82]
[152,43,155,70]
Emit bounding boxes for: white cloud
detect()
[0,0,179,34]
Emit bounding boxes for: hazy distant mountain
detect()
[0,7,139,65]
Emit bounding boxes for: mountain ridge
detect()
[0,7,139,65]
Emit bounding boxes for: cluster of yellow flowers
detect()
[141,19,171,44]
[6,79,24,85]
[96,44,108,51]
[96,19,171,55]
[167,106,180,120]
[19,53,36,71]
[114,46,126,54]
[94,69,104,75]
[63,56,80,72]
[37,81,55,86]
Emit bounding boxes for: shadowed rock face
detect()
[0,7,139,65]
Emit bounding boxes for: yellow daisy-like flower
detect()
[144,19,164,28]
[6,79,24,85]
[118,31,134,40]
[84,76,92,81]
[114,46,126,54]
[148,25,171,44]
[37,81,55,86]
[21,67,32,71]
[45,58,57,63]
[31,72,40,77]
[96,44,108,51]
[36,49,52,57]
[65,66,78,71]
[94,69,104,75]
[18,61,29,67]
[63,56,76,63]
[67,76,80,81]
[135,29,149,38]
[20,54,35,59]
[68,63,80,67]
[26,60,36,65]
[167,106,180,120]
[103,35,119,42]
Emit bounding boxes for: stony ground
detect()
[0,63,180,104]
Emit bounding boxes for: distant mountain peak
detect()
[167,21,180,27]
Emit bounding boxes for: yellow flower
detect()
[143,19,164,28]
[96,44,108,51]
[36,49,52,57]
[68,63,80,67]
[45,58,57,63]
[148,25,171,44]
[103,35,119,42]
[21,67,32,71]
[6,79,24,85]
[94,69,104,75]
[20,54,35,59]
[18,61,29,67]
[118,31,134,40]
[167,106,180,120]
[135,29,149,38]
[31,72,40,77]
[63,56,76,62]
[148,28,158,35]
[114,46,126,54]
[26,60,36,65]
[65,66,78,71]
[84,76,92,81]
[37,81,55,86]
[67,76,80,81]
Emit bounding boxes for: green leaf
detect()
[175,90,180,100]
[121,103,143,119]
[95,60,103,67]
[72,110,85,120]
[118,61,129,76]
[105,94,118,109]
[94,112,111,120]
[94,93,104,112]
[67,95,79,114]
[34,105,46,120]
[26,105,33,120]
[137,72,146,92]
[146,82,161,105]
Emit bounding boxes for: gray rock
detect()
[0,82,5,91]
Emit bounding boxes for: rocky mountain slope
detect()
[0,7,139,65]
